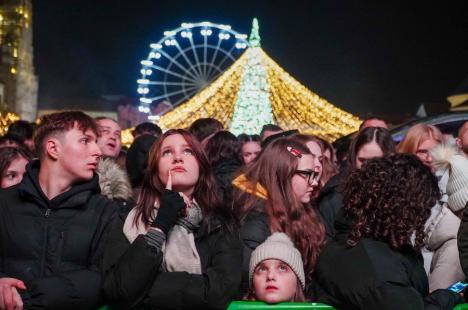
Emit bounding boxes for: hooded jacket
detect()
[425,205,464,291]
[0,161,118,309]
[310,210,464,310]
[96,157,134,213]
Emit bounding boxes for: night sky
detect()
[33,1,468,118]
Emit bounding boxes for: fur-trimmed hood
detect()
[96,158,133,201]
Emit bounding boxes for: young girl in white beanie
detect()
[246,233,306,304]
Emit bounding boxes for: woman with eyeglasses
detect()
[232,138,325,294]
[318,127,396,239]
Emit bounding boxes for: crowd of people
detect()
[0,111,467,310]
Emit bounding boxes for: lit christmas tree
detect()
[158,18,361,141]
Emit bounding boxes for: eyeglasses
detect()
[295,170,320,186]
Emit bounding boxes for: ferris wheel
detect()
[137,21,250,113]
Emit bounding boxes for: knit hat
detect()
[431,143,468,212]
[249,233,305,289]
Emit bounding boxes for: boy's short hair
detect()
[34,111,98,159]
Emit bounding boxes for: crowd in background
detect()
[0,111,467,310]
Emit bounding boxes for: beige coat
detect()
[426,205,465,291]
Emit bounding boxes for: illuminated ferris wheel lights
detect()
[138,105,151,113]
[150,43,163,49]
[219,33,231,40]
[235,42,248,49]
[163,30,177,36]
[181,23,194,28]
[149,52,161,59]
[137,79,150,84]
[181,31,192,38]
[200,29,213,36]
[200,21,211,26]
[139,69,152,75]
[235,34,248,40]
[164,39,177,46]
[139,98,152,104]
[137,87,149,94]
[218,24,231,30]
[141,60,153,66]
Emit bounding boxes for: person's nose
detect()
[92,142,102,158]
[172,151,183,163]
[266,269,276,281]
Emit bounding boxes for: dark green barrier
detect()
[454,304,468,310]
[227,301,336,309]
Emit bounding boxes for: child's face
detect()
[253,259,298,304]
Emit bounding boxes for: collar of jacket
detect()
[18,160,101,210]
[232,174,268,200]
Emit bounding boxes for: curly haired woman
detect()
[311,154,464,309]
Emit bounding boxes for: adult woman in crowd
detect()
[425,143,468,291]
[397,124,443,169]
[205,131,242,203]
[318,127,396,238]
[0,146,32,188]
[103,129,242,310]
[238,134,262,166]
[312,154,464,309]
[232,138,325,292]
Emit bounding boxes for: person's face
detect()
[242,141,261,165]
[57,127,102,182]
[96,119,122,158]
[1,156,29,188]
[291,154,318,203]
[305,141,323,177]
[253,259,298,304]
[157,134,200,195]
[415,138,439,168]
[356,142,384,169]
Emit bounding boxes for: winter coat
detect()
[102,212,243,310]
[457,204,468,277]
[96,157,134,213]
[317,172,344,239]
[310,210,464,309]
[0,161,118,310]
[425,205,465,291]
[212,157,242,204]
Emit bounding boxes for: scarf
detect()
[123,198,203,274]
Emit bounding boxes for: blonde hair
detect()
[397,124,443,154]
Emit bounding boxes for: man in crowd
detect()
[0,111,117,309]
[259,124,283,141]
[95,117,122,159]
[456,121,468,157]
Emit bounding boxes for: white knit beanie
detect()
[432,143,468,212]
[249,233,305,289]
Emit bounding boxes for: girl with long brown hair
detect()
[232,137,325,292]
[103,129,242,310]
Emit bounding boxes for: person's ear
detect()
[456,138,462,149]
[45,138,61,160]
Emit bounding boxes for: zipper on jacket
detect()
[39,208,51,276]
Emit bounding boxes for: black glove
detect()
[152,190,187,234]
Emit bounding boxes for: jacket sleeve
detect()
[22,199,118,310]
[102,215,164,310]
[428,239,465,292]
[240,213,270,291]
[145,231,243,310]
[359,284,463,310]
[458,206,468,276]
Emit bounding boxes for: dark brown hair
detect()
[0,147,33,177]
[133,129,232,230]
[34,111,98,159]
[347,127,396,170]
[343,154,440,250]
[188,118,224,143]
[204,130,241,167]
[234,138,325,277]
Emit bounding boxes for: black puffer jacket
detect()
[310,211,464,310]
[317,172,345,239]
[102,212,243,310]
[0,161,118,309]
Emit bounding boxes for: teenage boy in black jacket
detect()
[0,111,118,310]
